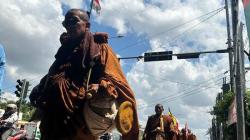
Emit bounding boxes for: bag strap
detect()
[85,61,95,99]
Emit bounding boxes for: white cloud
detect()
[60,0,85,9]
[0,92,19,102]
[0,0,64,87]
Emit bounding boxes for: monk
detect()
[30,9,139,140]
[143,104,179,140]
[143,104,165,140]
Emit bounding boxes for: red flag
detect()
[184,122,188,137]
[93,0,101,14]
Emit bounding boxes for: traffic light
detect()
[14,79,29,99]
[15,79,24,97]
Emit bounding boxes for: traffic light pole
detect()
[118,49,229,61]
[17,79,27,116]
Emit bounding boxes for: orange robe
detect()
[30,32,139,140]
[144,115,178,140]
[98,43,139,140]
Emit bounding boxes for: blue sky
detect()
[0,0,249,139]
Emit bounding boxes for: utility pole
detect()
[235,23,246,140]
[225,0,234,91]
[231,0,246,139]
[231,0,239,95]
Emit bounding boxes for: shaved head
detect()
[155,104,164,116]
[63,9,90,38]
[65,9,89,22]
[155,104,163,109]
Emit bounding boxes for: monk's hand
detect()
[155,127,163,133]
[87,84,99,95]
[86,84,99,99]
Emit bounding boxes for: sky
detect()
[0,0,249,139]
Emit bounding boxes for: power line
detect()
[132,68,229,88]
[121,60,230,105]
[137,75,228,110]
[165,8,224,44]
[137,77,227,110]
[137,77,225,107]
[116,7,225,53]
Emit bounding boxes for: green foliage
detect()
[245,90,250,128]
[19,101,36,121]
[211,90,250,139]
[212,91,234,123]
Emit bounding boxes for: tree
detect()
[245,90,250,139]
[18,100,36,121]
[211,90,250,140]
[212,91,234,122]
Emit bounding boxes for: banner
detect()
[227,96,237,126]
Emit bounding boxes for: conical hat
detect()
[116,101,134,134]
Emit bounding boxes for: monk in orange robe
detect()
[143,104,179,140]
[143,104,166,140]
[30,9,139,140]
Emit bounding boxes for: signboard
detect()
[144,51,172,62]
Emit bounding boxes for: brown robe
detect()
[30,32,139,140]
[143,115,178,140]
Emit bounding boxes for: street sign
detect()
[144,51,172,62]
[176,53,200,59]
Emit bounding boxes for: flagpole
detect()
[89,0,94,19]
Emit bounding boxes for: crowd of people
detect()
[143,104,197,140]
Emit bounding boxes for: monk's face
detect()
[155,105,164,116]
[63,10,90,38]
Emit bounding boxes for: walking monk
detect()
[143,104,179,140]
[30,9,139,140]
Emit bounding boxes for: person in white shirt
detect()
[0,104,18,134]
